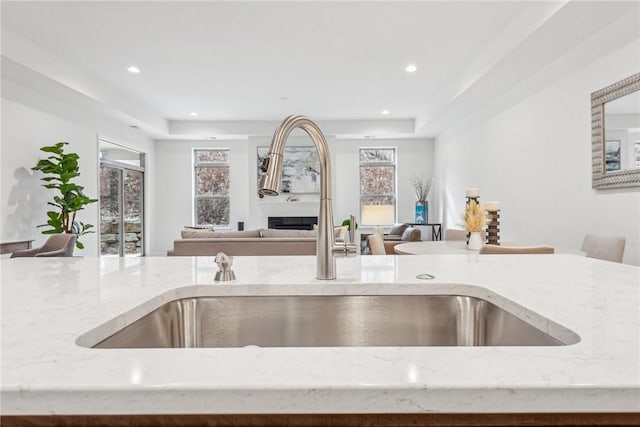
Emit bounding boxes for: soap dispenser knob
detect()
[214,252,236,281]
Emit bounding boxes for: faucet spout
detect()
[258,115,339,280]
[258,115,332,200]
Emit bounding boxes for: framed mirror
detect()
[591,73,640,189]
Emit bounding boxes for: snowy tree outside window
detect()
[194,149,230,226]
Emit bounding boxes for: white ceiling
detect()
[2,1,638,139]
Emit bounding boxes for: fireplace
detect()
[268,216,318,230]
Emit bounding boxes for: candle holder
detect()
[465,196,479,245]
[486,209,500,245]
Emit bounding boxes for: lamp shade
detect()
[361,204,395,226]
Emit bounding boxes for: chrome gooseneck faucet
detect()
[258,115,357,280]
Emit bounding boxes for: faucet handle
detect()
[214,252,236,281]
[332,241,358,259]
[259,157,270,173]
[348,214,357,244]
[215,251,233,267]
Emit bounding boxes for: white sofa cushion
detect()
[260,228,317,238]
[181,229,221,238]
[181,229,261,239]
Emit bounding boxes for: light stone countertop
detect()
[1,254,639,415]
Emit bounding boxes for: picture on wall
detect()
[605,140,621,172]
[257,146,320,194]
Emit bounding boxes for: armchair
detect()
[10,234,76,258]
[383,227,421,254]
[382,223,409,241]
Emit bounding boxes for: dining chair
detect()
[367,234,386,255]
[10,234,76,258]
[580,234,626,263]
[445,228,467,241]
[479,245,554,255]
[334,225,348,243]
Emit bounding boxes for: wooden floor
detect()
[2,413,640,427]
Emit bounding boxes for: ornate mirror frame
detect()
[591,72,640,189]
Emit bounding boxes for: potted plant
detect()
[32,142,98,249]
[341,218,358,231]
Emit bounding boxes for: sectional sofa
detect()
[167,228,337,256]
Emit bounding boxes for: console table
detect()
[0,240,34,255]
[407,223,442,241]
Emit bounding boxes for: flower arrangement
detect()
[411,174,433,202]
[463,200,486,232]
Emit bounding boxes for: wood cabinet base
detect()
[2,413,640,427]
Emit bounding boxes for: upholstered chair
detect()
[446,229,488,241]
[367,234,386,255]
[334,226,348,243]
[383,227,422,254]
[581,234,626,263]
[10,234,76,258]
[445,228,467,241]
[383,223,409,241]
[479,245,554,255]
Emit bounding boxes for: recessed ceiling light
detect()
[190,112,198,117]
[405,64,417,73]
[127,66,141,74]
[381,110,390,115]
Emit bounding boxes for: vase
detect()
[468,231,483,251]
[415,201,428,224]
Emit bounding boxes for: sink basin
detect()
[86,295,579,348]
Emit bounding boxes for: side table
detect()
[0,239,34,255]
[407,223,442,241]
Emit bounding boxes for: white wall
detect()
[153,139,250,256]
[153,136,434,255]
[434,40,640,265]
[1,78,155,256]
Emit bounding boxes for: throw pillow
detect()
[388,223,408,236]
[401,227,420,241]
[181,229,221,238]
[184,225,214,231]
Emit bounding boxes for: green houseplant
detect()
[341,218,358,231]
[32,142,97,249]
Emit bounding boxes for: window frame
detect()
[193,148,230,227]
[359,147,397,226]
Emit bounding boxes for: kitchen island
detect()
[1,254,639,426]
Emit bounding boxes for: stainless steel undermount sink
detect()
[82,295,580,348]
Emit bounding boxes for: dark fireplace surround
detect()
[268,216,318,231]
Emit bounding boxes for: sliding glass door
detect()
[100,165,122,256]
[99,140,144,257]
[122,169,143,256]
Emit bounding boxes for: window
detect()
[194,149,230,226]
[359,148,396,226]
